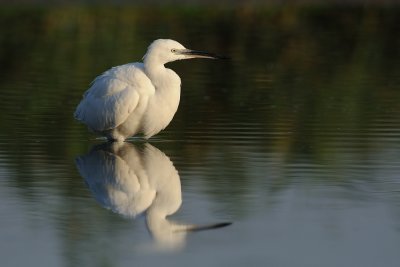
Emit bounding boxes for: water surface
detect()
[1,5,400,267]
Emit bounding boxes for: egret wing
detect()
[75,64,153,132]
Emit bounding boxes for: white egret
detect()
[76,142,231,250]
[74,39,225,142]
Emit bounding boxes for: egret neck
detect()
[142,55,181,138]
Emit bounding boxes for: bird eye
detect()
[171,49,176,53]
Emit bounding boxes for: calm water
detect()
[1,5,400,267]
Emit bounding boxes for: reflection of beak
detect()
[179,49,228,59]
[175,222,232,232]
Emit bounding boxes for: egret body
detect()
[74,39,223,141]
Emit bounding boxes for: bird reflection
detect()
[75,142,230,250]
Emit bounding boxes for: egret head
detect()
[143,39,224,65]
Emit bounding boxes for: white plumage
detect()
[74,39,222,141]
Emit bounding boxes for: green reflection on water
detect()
[1,6,399,143]
[0,7,399,188]
[0,5,399,187]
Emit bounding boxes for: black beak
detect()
[180,49,228,59]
